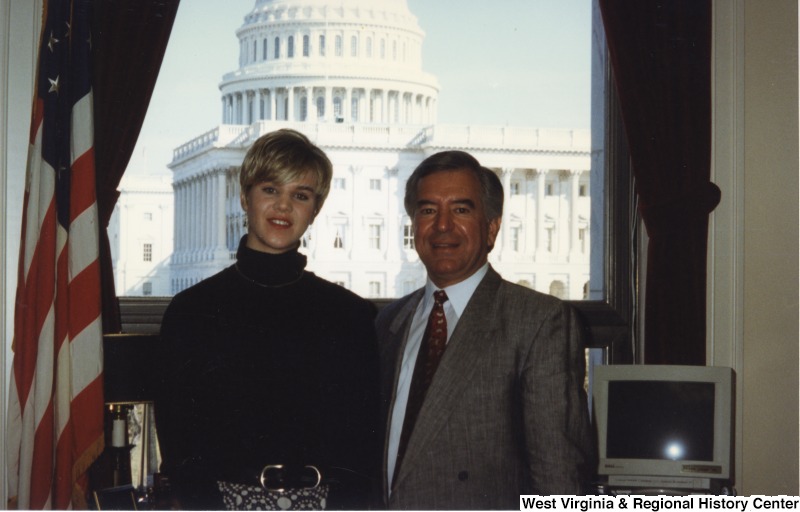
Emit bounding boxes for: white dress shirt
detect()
[386,264,489,490]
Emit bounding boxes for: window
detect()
[549,280,567,300]
[316,97,325,119]
[350,35,358,57]
[335,35,342,56]
[303,35,309,57]
[288,36,294,58]
[142,281,152,296]
[333,224,346,249]
[392,40,397,60]
[143,212,153,221]
[274,37,280,59]
[369,179,381,191]
[369,224,382,250]
[369,281,381,298]
[252,40,256,62]
[579,227,588,253]
[510,226,521,251]
[143,243,153,262]
[94,2,633,364]
[546,226,554,252]
[403,223,414,249]
[333,97,342,120]
[300,97,308,121]
[545,182,555,196]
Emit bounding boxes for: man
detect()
[376,150,594,509]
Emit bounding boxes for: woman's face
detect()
[240,173,318,254]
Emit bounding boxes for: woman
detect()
[154,129,381,510]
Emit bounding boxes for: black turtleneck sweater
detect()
[154,238,381,509]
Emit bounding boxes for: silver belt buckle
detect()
[304,465,322,489]
[259,464,322,492]
[259,464,286,492]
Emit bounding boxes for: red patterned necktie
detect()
[394,289,449,482]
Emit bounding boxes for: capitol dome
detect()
[219,0,439,126]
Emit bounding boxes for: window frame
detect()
[402,222,415,250]
[143,243,153,262]
[368,223,382,250]
[116,7,634,366]
[568,64,634,363]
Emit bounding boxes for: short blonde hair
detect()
[239,129,333,211]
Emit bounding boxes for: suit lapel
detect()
[382,289,424,395]
[394,268,503,485]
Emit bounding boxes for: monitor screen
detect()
[592,365,735,490]
[606,381,714,462]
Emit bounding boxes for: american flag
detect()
[7,0,105,508]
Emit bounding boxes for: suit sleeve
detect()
[520,300,595,494]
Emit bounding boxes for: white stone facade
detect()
[169,0,591,300]
[109,174,174,296]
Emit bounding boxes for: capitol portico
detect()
[165,0,591,300]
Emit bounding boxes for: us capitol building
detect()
[113,0,591,300]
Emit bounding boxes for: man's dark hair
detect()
[404,150,504,221]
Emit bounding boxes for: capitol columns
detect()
[325,86,333,122]
[202,172,211,258]
[287,86,295,122]
[533,168,548,258]
[254,88,262,122]
[499,167,514,259]
[525,170,538,258]
[234,92,243,124]
[381,89,388,124]
[305,86,314,122]
[213,167,229,260]
[343,87,351,122]
[563,169,582,260]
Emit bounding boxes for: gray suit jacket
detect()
[376,267,594,509]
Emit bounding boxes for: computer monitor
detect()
[592,365,735,493]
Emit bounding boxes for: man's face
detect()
[412,169,500,288]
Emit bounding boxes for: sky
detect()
[125,0,591,179]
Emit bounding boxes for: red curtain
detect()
[599,0,720,364]
[91,0,180,333]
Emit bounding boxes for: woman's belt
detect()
[217,463,370,492]
[259,464,321,492]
